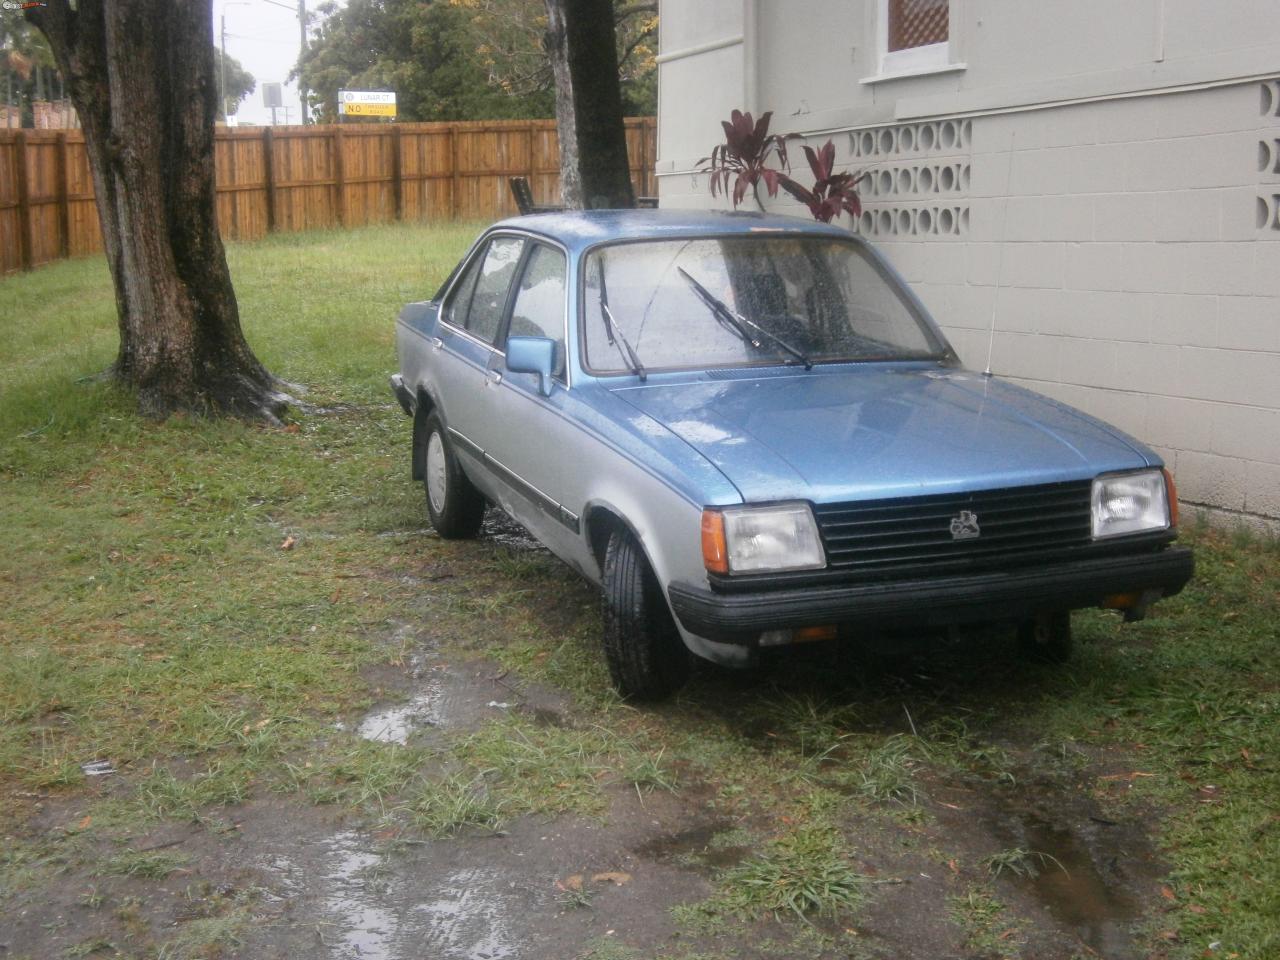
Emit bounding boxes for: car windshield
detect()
[582,235,943,373]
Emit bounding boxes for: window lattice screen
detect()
[888,0,949,52]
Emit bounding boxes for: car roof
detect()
[490,208,857,255]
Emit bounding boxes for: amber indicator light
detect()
[1102,593,1139,610]
[794,625,838,642]
[701,509,728,574]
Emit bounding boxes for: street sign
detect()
[342,102,397,117]
[263,83,283,109]
[338,90,397,118]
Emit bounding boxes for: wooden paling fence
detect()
[0,117,657,276]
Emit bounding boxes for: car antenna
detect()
[983,131,1017,379]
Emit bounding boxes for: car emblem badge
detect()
[949,510,980,540]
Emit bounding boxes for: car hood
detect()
[608,367,1152,504]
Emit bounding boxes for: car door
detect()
[432,233,526,493]
[481,242,590,566]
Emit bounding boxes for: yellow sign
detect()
[343,102,397,117]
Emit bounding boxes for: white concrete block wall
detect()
[902,83,1280,525]
[660,81,1280,525]
[900,82,1280,525]
[657,0,1280,526]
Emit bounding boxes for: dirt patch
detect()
[2,591,1174,960]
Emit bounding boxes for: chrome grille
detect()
[814,480,1093,576]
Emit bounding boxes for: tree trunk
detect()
[543,0,635,210]
[27,0,286,421]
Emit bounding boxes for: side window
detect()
[507,244,568,378]
[466,236,526,344]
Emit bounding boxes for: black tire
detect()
[1017,611,1073,663]
[420,411,485,539]
[601,528,691,701]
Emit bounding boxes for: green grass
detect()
[98,849,189,880]
[980,847,1063,880]
[404,772,506,838]
[677,821,869,927]
[2,224,1279,959]
[0,223,482,803]
[947,887,1024,959]
[0,223,486,954]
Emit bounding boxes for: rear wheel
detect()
[601,529,691,701]
[421,411,484,539]
[1017,611,1073,663]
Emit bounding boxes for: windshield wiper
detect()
[596,258,646,381]
[677,267,759,347]
[677,268,812,370]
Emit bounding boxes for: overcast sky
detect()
[212,0,313,125]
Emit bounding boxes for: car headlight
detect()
[1091,470,1170,539]
[701,503,825,574]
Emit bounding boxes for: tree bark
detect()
[543,0,635,210]
[26,0,286,421]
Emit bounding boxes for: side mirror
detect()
[505,336,558,397]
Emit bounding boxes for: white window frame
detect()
[872,0,961,80]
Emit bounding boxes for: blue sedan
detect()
[392,210,1193,700]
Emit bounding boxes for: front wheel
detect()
[601,529,691,701]
[1017,611,1073,663]
[420,411,485,539]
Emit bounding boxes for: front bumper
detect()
[667,547,1194,643]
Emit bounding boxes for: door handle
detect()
[486,370,503,386]
[430,336,444,350]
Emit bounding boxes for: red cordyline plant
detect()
[698,110,795,208]
[699,110,865,224]
[779,140,866,223]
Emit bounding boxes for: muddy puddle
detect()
[975,774,1156,960]
[1014,812,1142,958]
[343,618,568,746]
[268,831,524,960]
[347,655,464,744]
[632,821,749,873]
[241,791,716,960]
[346,656,566,745]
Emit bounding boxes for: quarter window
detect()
[445,248,482,329]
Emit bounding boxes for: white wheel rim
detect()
[426,431,447,514]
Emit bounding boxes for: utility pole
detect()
[299,0,308,123]
[219,3,252,121]
[255,0,307,124]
